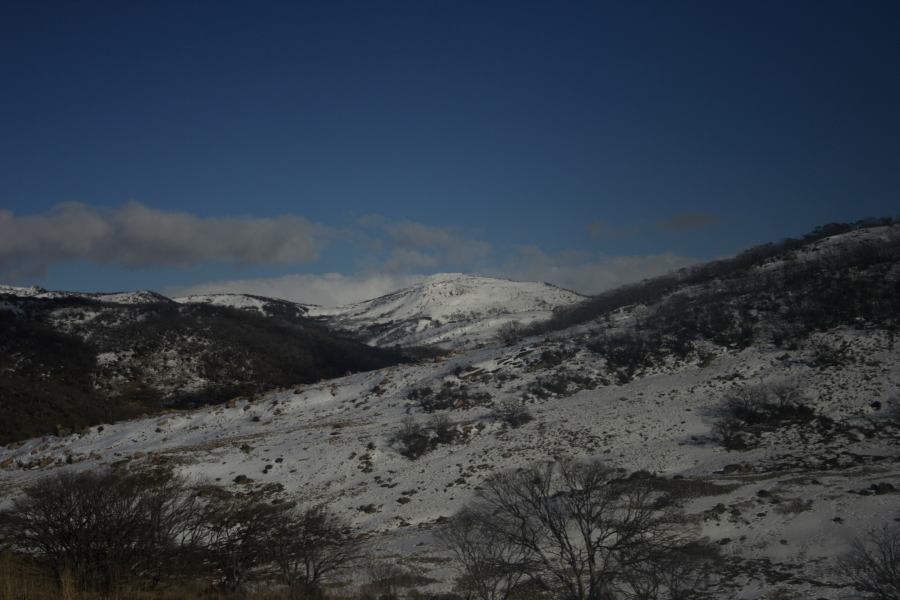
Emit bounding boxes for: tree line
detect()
[0,468,354,599]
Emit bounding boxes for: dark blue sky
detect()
[1,1,898,302]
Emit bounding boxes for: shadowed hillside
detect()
[0,298,404,444]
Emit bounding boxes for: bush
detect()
[712,384,816,449]
[394,415,461,459]
[588,333,659,383]
[495,322,525,346]
[413,382,492,412]
[491,398,533,428]
[810,341,854,368]
[394,416,432,459]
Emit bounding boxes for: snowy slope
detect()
[2,275,583,348]
[0,284,172,305]
[175,293,312,319]
[308,273,585,348]
[1,324,897,598]
[2,225,899,597]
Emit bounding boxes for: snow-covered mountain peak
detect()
[308,273,585,348]
[0,285,171,304]
[174,292,312,318]
[93,290,173,304]
[0,284,48,297]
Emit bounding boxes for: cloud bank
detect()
[171,249,696,307]
[0,202,326,277]
[169,272,426,307]
[3,202,700,306]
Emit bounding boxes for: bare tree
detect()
[361,562,411,600]
[195,490,289,593]
[838,526,900,600]
[270,504,359,600]
[0,468,197,593]
[446,460,711,600]
[619,541,721,599]
[440,507,533,600]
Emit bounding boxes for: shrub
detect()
[394,416,431,459]
[394,414,462,459]
[810,341,854,368]
[495,322,524,346]
[491,398,533,428]
[712,384,816,449]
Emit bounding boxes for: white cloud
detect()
[168,272,426,307]
[0,202,327,277]
[1,202,700,302]
[171,247,698,308]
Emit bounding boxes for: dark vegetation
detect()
[490,398,533,428]
[408,381,492,413]
[532,219,900,344]
[710,384,819,450]
[440,460,724,600]
[1,461,729,599]
[0,468,356,599]
[838,525,900,600]
[0,298,405,444]
[525,220,900,384]
[393,414,463,459]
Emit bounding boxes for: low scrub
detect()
[393,414,462,459]
[491,398,533,428]
[409,382,491,413]
[712,384,817,450]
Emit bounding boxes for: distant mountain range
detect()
[0,273,582,443]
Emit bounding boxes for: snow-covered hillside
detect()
[1,322,897,598]
[0,284,171,305]
[175,292,312,319]
[308,273,585,348]
[3,275,584,350]
[2,223,900,597]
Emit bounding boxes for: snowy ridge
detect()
[1,275,582,348]
[92,290,173,304]
[0,285,172,305]
[309,273,585,348]
[174,293,312,318]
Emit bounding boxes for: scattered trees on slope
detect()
[532,218,900,340]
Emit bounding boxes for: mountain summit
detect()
[308,273,585,348]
